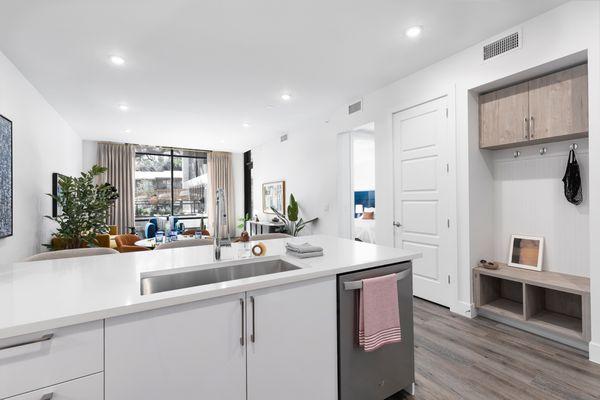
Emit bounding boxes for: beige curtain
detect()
[207,151,235,236]
[97,142,135,234]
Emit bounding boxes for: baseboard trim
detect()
[590,341,600,364]
[450,301,476,319]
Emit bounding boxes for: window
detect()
[135,146,208,219]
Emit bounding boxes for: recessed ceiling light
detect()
[118,104,129,112]
[281,93,292,101]
[242,122,251,128]
[405,25,423,38]
[124,129,132,134]
[110,55,125,66]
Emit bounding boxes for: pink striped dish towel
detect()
[358,274,402,352]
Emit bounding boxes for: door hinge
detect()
[447,218,450,228]
[447,275,451,284]
[445,108,448,118]
[446,163,449,173]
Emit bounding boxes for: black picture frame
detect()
[0,114,12,239]
[52,172,67,218]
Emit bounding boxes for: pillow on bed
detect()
[362,211,375,220]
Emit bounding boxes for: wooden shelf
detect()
[473,264,590,351]
[473,264,589,295]
[479,298,523,320]
[528,310,583,340]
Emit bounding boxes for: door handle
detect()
[529,116,535,139]
[393,221,403,228]
[250,296,256,343]
[41,394,54,400]
[239,298,245,346]
[524,117,529,139]
[0,333,54,351]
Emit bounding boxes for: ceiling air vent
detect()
[348,100,362,115]
[483,31,520,61]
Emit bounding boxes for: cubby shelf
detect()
[473,264,590,351]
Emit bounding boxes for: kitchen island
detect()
[0,235,420,400]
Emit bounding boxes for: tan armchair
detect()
[115,234,149,253]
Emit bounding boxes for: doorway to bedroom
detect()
[352,128,376,243]
[336,123,376,244]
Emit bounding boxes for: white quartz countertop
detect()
[0,235,420,339]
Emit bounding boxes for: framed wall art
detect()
[262,181,285,214]
[0,115,12,238]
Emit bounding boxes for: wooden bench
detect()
[473,263,590,351]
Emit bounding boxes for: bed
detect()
[354,216,376,243]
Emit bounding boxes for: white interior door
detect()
[392,96,453,307]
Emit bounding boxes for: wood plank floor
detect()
[389,298,600,400]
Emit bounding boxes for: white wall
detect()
[0,50,82,263]
[251,1,600,358]
[252,126,337,236]
[491,138,589,277]
[82,140,98,172]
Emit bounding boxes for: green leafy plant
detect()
[237,213,251,230]
[271,193,318,236]
[46,165,119,249]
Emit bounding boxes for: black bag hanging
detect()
[562,149,583,205]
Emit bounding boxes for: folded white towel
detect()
[285,242,323,253]
[286,249,323,259]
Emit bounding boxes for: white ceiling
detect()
[0,0,567,152]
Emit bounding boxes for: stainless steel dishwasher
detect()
[337,262,415,400]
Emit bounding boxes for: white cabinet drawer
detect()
[0,321,103,399]
[4,372,103,400]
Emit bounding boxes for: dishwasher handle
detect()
[343,269,411,291]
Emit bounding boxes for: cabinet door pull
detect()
[523,117,529,139]
[250,296,256,343]
[239,298,245,346]
[0,333,54,351]
[529,116,535,139]
[41,394,54,400]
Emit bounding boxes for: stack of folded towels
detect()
[285,242,324,258]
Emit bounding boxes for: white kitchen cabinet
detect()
[5,373,103,400]
[104,277,337,400]
[104,293,247,400]
[246,277,337,400]
[0,321,103,399]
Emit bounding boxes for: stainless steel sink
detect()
[140,259,301,295]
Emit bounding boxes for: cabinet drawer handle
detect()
[240,299,245,346]
[0,333,54,351]
[41,393,54,400]
[523,117,529,139]
[250,296,256,343]
[529,116,534,139]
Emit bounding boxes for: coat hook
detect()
[539,147,547,155]
[513,150,521,158]
[569,143,579,151]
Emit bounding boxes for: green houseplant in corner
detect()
[46,165,119,249]
[271,194,318,236]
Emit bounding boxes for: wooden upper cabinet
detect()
[479,63,588,149]
[480,82,529,149]
[528,63,588,141]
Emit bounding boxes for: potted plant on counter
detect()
[46,165,119,249]
[237,213,251,242]
[271,194,317,236]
